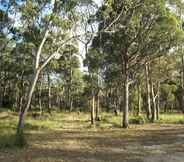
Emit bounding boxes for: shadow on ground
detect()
[1,122,184,162]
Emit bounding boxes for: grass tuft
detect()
[13,131,28,148]
[130,115,149,124]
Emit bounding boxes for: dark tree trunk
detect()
[106,87,109,112]
[47,63,51,114]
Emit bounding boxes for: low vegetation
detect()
[1,109,184,162]
[0,109,184,149]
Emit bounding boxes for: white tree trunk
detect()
[150,80,156,122]
[17,69,40,132]
[96,73,100,120]
[122,59,129,129]
[145,63,151,119]
[90,71,95,125]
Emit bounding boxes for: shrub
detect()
[0,136,13,149]
[13,131,27,148]
[113,120,122,127]
[131,116,149,124]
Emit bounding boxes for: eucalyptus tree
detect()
[61,44,79,112]
[0,0,146,133]
[83,47,106,120]
[102,64,123,113]
[13,42,35,111]
[77,0,143,124]
[52,43,80,110]
[147,54,178,121]
[70,68,85,110]
[162,83,178,111]
[0,9,19,107]
[92,0,183,128]
[168,0,184,114]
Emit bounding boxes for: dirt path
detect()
[1,123,184,162]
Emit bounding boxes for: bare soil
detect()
[1,120,184,162]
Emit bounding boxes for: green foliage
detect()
[86,122,100,129]
[113,119,122,127]
[0,126,28,149]
[0,135,14,149]
[167,93,175,102]
[13,131,28,148]
[130,115,149,124]
[160,113,184,124]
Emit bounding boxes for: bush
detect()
[0,136,13,149]
[131,116,149,124]
[0,132,28,149]
[13,131,27,148]
[113,120,122,127]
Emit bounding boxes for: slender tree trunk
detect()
[150,80,156,122]
[145,63,151,119]
[16,0,59,133]
[89,70,95,125]
[96,73,100,120]
[156,82,160,120]
[0,58,2,107]
[39,72,43,112]
[17,69,40,132]
[18,57,25,111]
[1,71,7,106]
[106,86,109,112]
[47,63,51,114]
[69,58,73,112]
[114,87,120,116]
[122,60,129,129]
[137,84,141,116]
[181,55,184,114]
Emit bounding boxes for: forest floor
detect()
[1,112,184,162]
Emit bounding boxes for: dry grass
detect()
[0,110,184,162]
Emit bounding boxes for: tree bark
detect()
[96,73,100,120]
[145,63,151,119]
[18,57,25,111]
[106,87,109,112]
[17,69,40,132]
[1,71,7,107]
[69,55,73,112]
[47,63,51,114]
[137,84,141,116]
[122,59,129,129]
[156,82,160,120]
[89,70,95,125]
[16,0,58,133]
[150,79,156,122]
[181,55,184,114]
[39,72,43,112]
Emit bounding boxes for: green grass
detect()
[159,113,184,124]
[130,115,149,124]
[0,108,184,149]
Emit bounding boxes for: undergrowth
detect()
[130,115,149,124]
[1,108,184,149]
